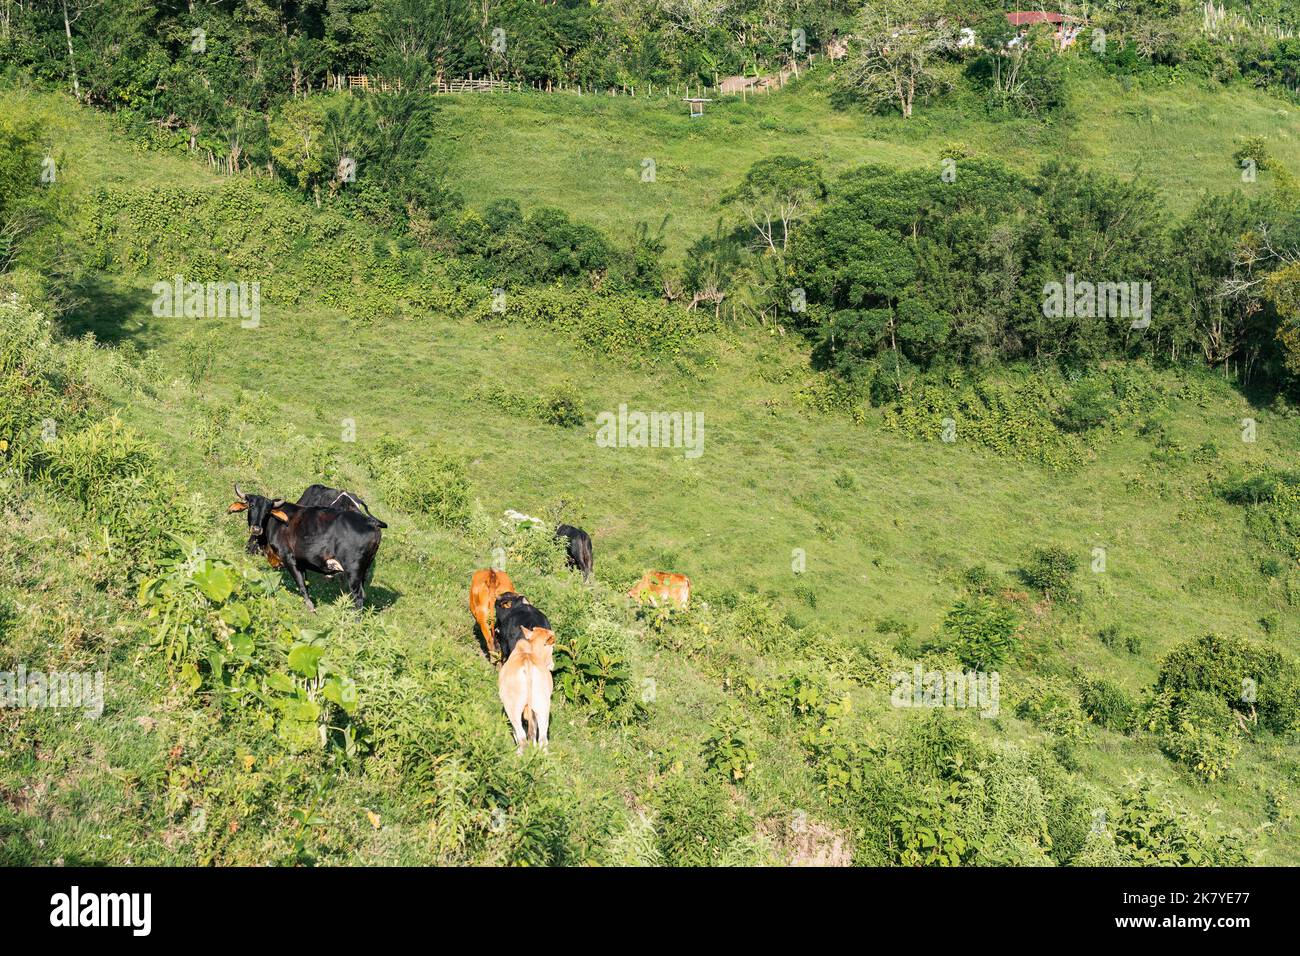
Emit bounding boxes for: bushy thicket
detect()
[1078,676,1134,734]
[1156,632,1300,736]
[1217,467,1300,562]
[0,295,205,563]
[362,436,475,530]
[788,160,1299,395]
[619,579,1255,867]
[469,283,716,359]
[474,379,585,428]
[942,595,1021,670]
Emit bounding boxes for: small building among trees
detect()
[1005,11,1085,50]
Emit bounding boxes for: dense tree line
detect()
[0,0,855,103]
[689,155,1300,398]
[4,1,1299,132]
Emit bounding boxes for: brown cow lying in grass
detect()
[498,627,555,754]
[628,570,691,610]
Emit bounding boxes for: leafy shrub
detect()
[364,436,473,530]
[1055,377,1112,432]
[942,596,1020,670]
[456,201,613,286]
[653,775,752,867]
[883,374,1083,468]
[536,380,585,427]
[890,781,978,867]
[959,564,1001,596]
[799,711,868,806]
[1078,676,1134,733]
[42,415,157,509]
[496,517,567,575]
[720,593,799,656]
[1107,782,1248,865]
[0,294,99,479]
[702,710,757,784]
[896,711,977,781]
[738,665,836,723]
[472,285,714,360]
[1143,689,1240,782]
[477,379,584,427]
[42,416,205,565]
[1015,676,1090,743]
[138,550,362,755]
[1217,468,1300,562]
[1156,632,1300,735]
[882,367,1163,468]
[1018,546,1079,603]
[1233,136,1273,173]
[553,614,638,724]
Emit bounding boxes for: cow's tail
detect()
[331,491,388,528]
[355,496,388,528]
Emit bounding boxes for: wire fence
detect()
[324,52,837,103]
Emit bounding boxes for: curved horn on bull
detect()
[234,482,247,501]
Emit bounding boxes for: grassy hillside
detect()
[432,67,1300,255]
[2,79,1299,866]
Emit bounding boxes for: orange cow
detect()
[627,571,691,610]
[469,568,516,660]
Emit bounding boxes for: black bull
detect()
[242,484,385,556]
[555,524,593,580]
[493,592,552,662]
[296,484,387,526]
[229,486,383,611]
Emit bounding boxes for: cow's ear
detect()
[520,626,533,641]
[544,631,555,646]
[270,509,290,522]
[228,501,248,513]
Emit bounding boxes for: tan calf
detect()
[498,626,556,754]
[627,570,691,610]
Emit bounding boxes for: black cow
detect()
[556,524,593,580]
[296,484,387,527]
[493,592,552,662]
[244,484,386,556]
[228,484,383,611]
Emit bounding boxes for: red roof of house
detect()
[1006,12,1077,26]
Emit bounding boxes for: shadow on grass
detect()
[55,272,155,346]
[287,572,402,613]
[468,620,498,664]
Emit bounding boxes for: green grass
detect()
[3,76,1300,865]
[433,66,1300,255]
